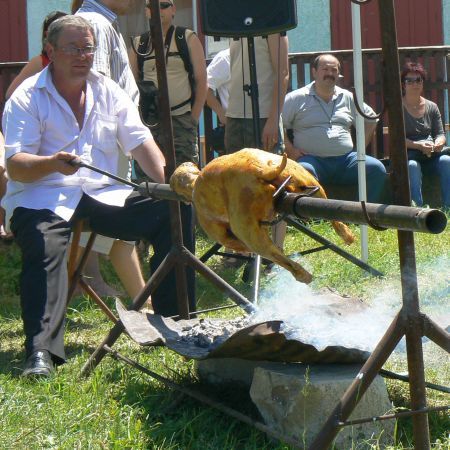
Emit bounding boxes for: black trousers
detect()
[11,193,195,363]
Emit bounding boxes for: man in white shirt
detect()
[206,48,230,127]
[2,16,184,377]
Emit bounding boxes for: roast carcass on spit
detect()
[170,148,355,283]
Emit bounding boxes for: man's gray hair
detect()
[46,15,96,47]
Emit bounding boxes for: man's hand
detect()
[262,116,279,151]
[52,152,80,176]
[283,132,306,161]
[432,138,446,153]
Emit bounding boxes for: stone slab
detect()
[250,364,395,448]
[195,358,290,387]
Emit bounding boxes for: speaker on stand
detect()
[199,0,297,38]
[198,1,298,302]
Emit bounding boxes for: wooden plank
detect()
[0,0,28,62]
[331,0,443,50]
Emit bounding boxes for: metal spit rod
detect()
[71,158,447,235]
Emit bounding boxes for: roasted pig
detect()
[170,148,355,283]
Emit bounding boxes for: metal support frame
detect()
[308,1,449,448]
[80,1,448,448]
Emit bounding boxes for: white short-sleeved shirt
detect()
[283,82,376,157]
[1,67,152,225]
[207,49,230,111]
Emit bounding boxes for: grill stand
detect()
[309,1,449,448]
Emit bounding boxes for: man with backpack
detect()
[129,0,207,169]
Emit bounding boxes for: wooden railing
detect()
[202,46,450,162]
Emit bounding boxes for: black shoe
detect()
[22,350,54,378]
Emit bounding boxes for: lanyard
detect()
[314,95,336,127]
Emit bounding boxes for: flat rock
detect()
[250,364,395,448]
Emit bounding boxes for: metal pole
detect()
[309,313,406,449]
[149,0,190,319]
[246,36,262,303]
[378,1,431,447]
[82,251,177,376]
[351,1,369,262]
[66,161,448,234]
[278,195,447,234]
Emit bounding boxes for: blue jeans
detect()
[408,154,450,208]
[298,151,387,203]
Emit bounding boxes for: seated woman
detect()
[401,62,450,209]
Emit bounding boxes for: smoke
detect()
[250,255,449,355]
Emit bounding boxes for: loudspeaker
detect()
[199,0,297,38]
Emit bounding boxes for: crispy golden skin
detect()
[170,148,355,283]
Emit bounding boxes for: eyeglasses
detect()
[57,45,97,56]
[404,76,423,84]
[146,2,173,8]
[160,2,174,9]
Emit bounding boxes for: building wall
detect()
[25,0,450,57]
[287,0,330,53]
[444,0,450,45]
[27,0,71,58]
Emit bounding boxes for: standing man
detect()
[225,34,289,153]
[206,48,230,128]
[129,0,208,167]
[2,16,186,377]
[283,53,387,203]
[75,0,139,104]
[128,0,206,307]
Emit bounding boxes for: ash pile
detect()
[178,317,252,350]
[116,295,373,364]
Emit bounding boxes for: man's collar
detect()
[80,0,118,24]
[306,81,343,99]
[37,65,102,92]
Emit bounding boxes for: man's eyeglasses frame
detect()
[57,45,97,57]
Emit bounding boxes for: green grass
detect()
[0,216,449,449]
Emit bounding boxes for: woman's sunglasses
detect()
[146,2,173,9]
[404,76,423,84]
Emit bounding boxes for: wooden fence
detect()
[2,46,450,162]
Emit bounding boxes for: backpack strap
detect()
[136,26,196,110]
[173,26,195,106]
[136,32,151,81]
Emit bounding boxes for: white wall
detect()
[27,0,72,58]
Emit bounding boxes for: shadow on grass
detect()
[95,347,278,449]
[0,348,26,377]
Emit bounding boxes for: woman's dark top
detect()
[403,99,446,161]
